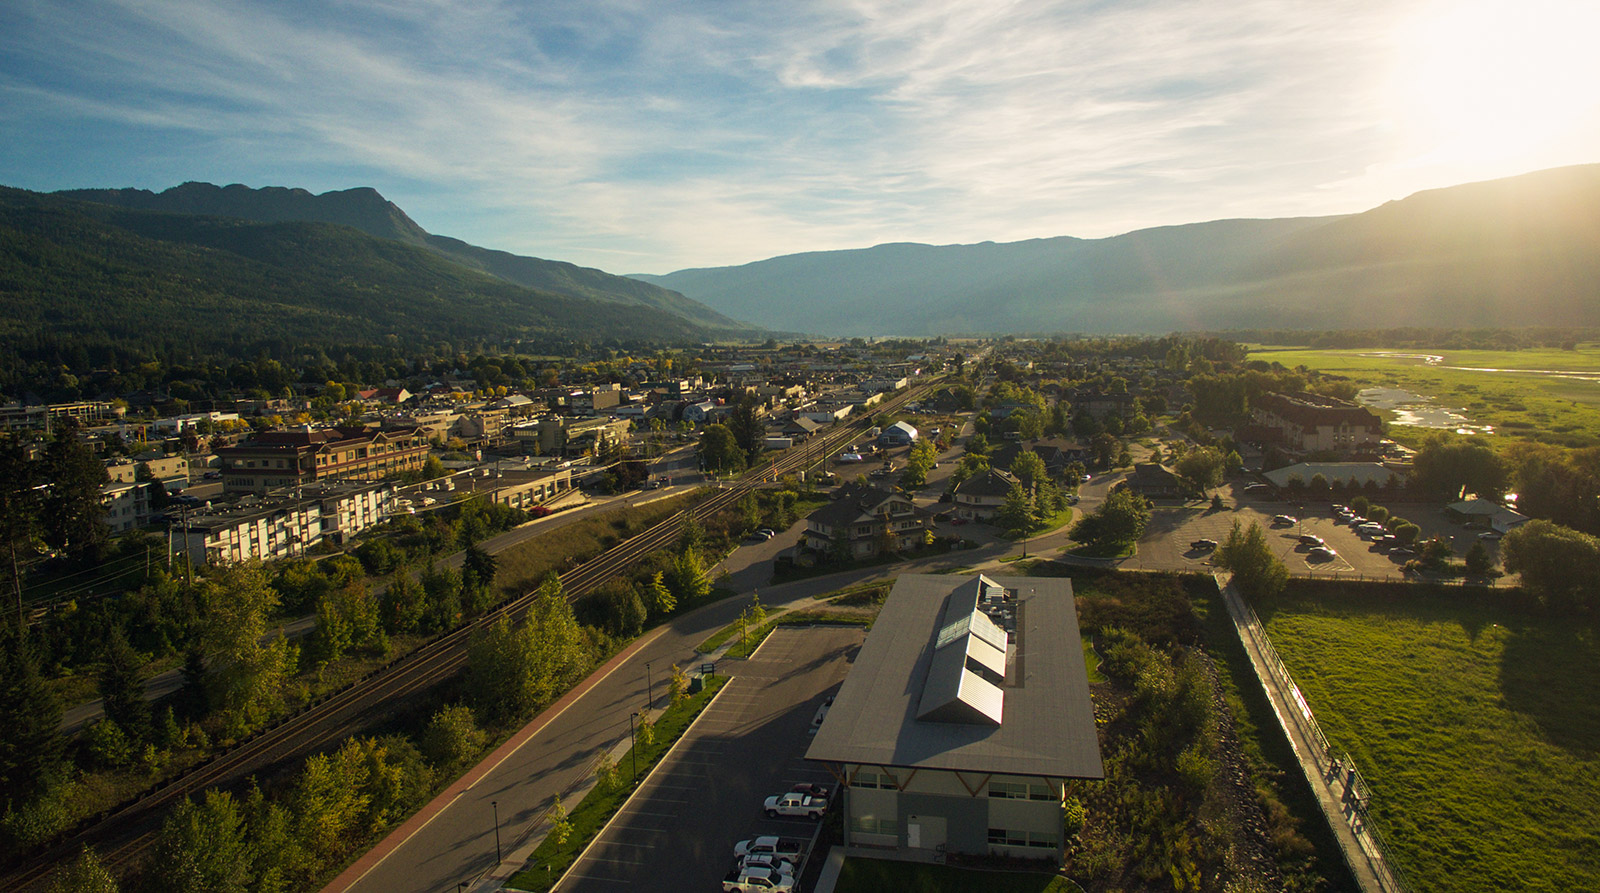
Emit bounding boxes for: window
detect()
[988,781,1053,801]
[988,827,1057,849]
[849,816,895,835]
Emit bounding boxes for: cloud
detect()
[2,0,1589,273]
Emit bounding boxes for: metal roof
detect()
[807,573,1103,780]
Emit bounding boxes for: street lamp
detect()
[491,800,502,865]
[645,661,653,709]
[629,712,639,783]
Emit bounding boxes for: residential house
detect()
[802,482,934,558]
[953,468,1021,522]
[1123,463,1187,499]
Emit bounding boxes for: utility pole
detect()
[629,712,639,783]
[491,800,502,864]
[645,661,653,709]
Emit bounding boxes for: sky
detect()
[3,0,1598,274]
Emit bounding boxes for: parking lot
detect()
[557,626,861,893]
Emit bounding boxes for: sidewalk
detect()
[1213,573,1401,892]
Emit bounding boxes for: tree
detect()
[40,421,109,565]
[460,544,498,616]
[726,394,766,463]
[669,663,689,703]
[1503,520,1600,611]
[666,548,710,605]
[1413,436,1508,500]
[419,703,486,769]
[698,424,746,475]
[643,571,676,618]
[46,846,119,893]
[1009,450,1047,491]
[149,790,254,893]
[420,563,463,632]
[1216,520,1289,599]
[197,562,295,737]
[1070,488,1149,549]
[995,484,1036,538]
[0,435,40,626]
[97,629,151,744]
[1463,541,1496,576]
[0,633,64,801]
[900,440,937,489]
[380,572,427,635]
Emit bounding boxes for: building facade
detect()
[802,483,934,557]
[1251,392,1383,453]
[217,426,428,494]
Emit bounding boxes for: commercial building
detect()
[176,497,324,566]
[217,426,429,494]
[807,574,1102,865]
[1250,393,1383,453]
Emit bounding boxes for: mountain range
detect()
[632,164,1600,336]
[56,182,752,333]
[0,185,759,367]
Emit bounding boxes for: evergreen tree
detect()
[995,483,1036,538]
[0,633,64,800]
[40,420,109,565]
[0,435,40,627]
[644,571,676,617]
[97,629,151,744]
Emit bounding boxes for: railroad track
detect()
[1,379,936,890]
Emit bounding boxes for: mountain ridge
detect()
[632,163,1600,336]
[56,182,754,331]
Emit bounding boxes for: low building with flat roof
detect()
[806,573,1102,865]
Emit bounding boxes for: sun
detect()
[1391,0,1600,168]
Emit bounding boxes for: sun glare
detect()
[1392,0,1600,167]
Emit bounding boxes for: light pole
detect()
[491,800,502,865]
[628,713,640,783]
[645,661,653,709]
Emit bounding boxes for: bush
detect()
[420,704,487,770]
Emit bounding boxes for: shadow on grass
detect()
[1499,620,1600,757]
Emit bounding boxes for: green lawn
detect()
[1247,346,1600,447]
[1261,586,1600,892]
[834,858,1081,893]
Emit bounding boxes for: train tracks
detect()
[0,379,935,890]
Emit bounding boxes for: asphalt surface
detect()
[557,626,858,893]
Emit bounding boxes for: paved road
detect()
[558,627,857,893]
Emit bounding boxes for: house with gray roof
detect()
[801,482,935,558]
[806,573,1102,865]
[953,468,1019,521]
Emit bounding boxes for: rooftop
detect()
[806,573,1103,780]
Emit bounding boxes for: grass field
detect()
[833,859,1081,892]
[1261,585,1600,892]
[1247,346,1600,447]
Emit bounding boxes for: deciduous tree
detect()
[1216,520,1289,599]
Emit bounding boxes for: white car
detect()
[763,792,827,820]
[722,863,797,893]
[734,836,808,862]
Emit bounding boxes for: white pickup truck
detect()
[734,835,808,863]
[721,863,798,892]
[762,792,828,820]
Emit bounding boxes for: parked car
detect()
[1243,482,1269,491]
[1190,539,1218,551]
[1298,534,1324,547]
[722,863,797,893]
[734,836,808,862]
[1273,514,1296,526]
[1479,531,1504,541]
[807,698,834,736]
[763,792,827,820]
[1308,546,1337,561]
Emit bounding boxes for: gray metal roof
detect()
[806,573,1103,780]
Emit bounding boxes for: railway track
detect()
[1,379,936,890]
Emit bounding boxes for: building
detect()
[1261,462,1404,491]
[0,400,120,432]
[952,468,1020,522]
[176,497,324,566]
[806,574,1102,865]
[1123,463,1187,499]
[101,481,154,534]
[217,426,429,494]
[301,481,396,545]
[878,421,919,447]
[1250,393,1383,453]
[802,482,934,557]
